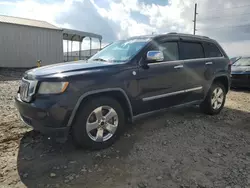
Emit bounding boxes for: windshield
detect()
[89,39,149,63]
[233,58,250,66]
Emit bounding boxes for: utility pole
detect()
[193,3,198,35]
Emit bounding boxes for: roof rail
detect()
[166,32,210,39]
[202,35,209,38]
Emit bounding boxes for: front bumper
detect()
[15,94,71,137]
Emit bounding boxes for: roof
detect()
[168,32,210,39]
[0,15,60,30]
[63,28,102,41]
[129,33,212,41]
[128,35,154,40]
[154,33,211,40]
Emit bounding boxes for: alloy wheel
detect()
[86,106,119,142]
[211,87,224,110]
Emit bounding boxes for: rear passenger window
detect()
[203,42,223,58]
[159,42,179,61]
[180,42,204,60]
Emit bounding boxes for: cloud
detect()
[1,0,250,56]
[130,11,149,24]
[195,0,250,43]
[56,0,119,42]
[0,0,68,26]
[221,40,250,57]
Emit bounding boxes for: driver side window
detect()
[147,41,179,63]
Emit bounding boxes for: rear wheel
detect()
[72,97,125,150]
[200,82,226,115]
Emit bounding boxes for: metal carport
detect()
[63,28,102,61]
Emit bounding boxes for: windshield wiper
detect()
[92,58,107,62]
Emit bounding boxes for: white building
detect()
[0,15,63,68]
[0,15,102,68]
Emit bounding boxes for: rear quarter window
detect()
[203,42,223,58]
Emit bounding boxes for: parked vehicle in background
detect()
[230,56,242,65]
[15,33,231,150]
[231,57,250,88]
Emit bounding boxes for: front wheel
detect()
[72,97,125,150]
[200,82,226,115]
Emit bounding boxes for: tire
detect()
[200,82,226,115]
[72,97,125,150]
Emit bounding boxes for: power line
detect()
[198,12,250,21]
[198,24,250,30]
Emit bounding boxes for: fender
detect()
[212,72,230,90]
[203,73,230,99]
[67,88,133,127]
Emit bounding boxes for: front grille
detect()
[19,79,38,102]
[20,80,30,102]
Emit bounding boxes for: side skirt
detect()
[132,100,203,122]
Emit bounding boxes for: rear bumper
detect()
[15,94,71,137]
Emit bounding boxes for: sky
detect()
[1,0,250,57]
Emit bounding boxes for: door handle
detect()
[205,62,213,65]
[174,65,183,69]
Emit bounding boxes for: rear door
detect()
[202,41,227,90]
[179,40,206,101]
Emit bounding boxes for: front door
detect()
[136,40,187,114]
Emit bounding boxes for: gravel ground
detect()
[0,70,250,188]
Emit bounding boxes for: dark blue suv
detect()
[15,33,231,149]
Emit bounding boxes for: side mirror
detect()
[146,51,164,62]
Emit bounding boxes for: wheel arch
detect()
[212,75,230,93]
[67,88,133,127]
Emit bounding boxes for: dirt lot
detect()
[0,69,250,188]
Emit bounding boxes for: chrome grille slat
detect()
[20,81,29,101]
[19,79,37,102]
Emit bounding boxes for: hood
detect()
[231,65,250,74]
[24,60,118,79]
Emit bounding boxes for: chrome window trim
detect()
[147,56,225,66]
[182,57,225,63]
[142,86,202,102]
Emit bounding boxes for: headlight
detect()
[38,82,69,94]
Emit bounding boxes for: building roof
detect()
[0,15,60,30]
[63,28,102,41]
[0,15,103,40]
